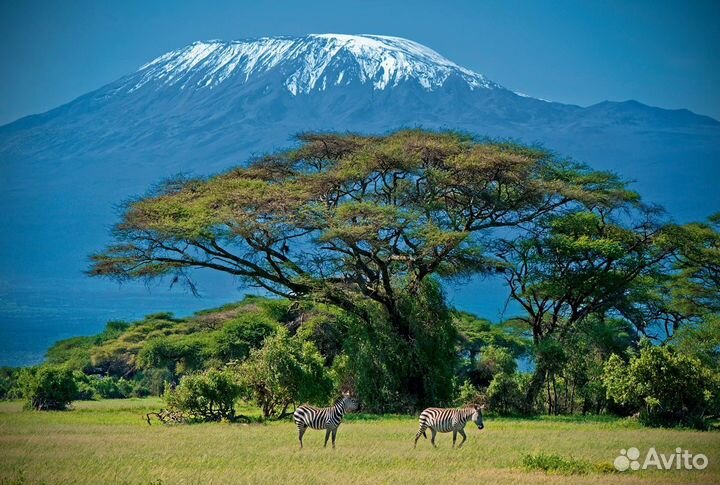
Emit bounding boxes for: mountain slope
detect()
[1,33,718,366]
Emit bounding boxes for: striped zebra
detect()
[414,405,484,448]
[293,392,359,449]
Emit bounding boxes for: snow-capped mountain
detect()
[0,34,719,366]
[125,34,499,94]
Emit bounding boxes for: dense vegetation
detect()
[3,130,718,429]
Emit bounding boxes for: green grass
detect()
[522,452,597,475]
[0,399,718,485]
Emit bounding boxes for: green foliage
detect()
[18,366,78,410]
[341,309,406,412]
[135,368,174,396]
[522,453,595,475]
[0,367,21,400]
[476,345,517,383]
[91,376,149,399]
[455,379,483,406]
[213,313,277,362]
[340,279,458,412]
[46,336,95,372]
[237,328,332,418]
[294,309,346,365]
[90,130,630,407]
[401,279,458,408]
[487,372,525,415]
[603,341,720,429]
[164,368,242,422]
[673,315,720,368]
[138,333,215,374]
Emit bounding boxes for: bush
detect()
[18,366,78,410]
[455,379,483,406]
[343,279,458,413]
[164,368,242,422]
[91,376,146,399]
[237,328,332,418]
[522,453,594,475]
[72,372,97,400]
[213,314,277,361]
[136,368,173,396]
[137,334,213,375]
[476,345,517,385]
[487,372,524,415]
[0,367,21,400]
[603,340,720,429]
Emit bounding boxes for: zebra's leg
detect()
[430,428,438,448]
[414,424,427,448]
[298,425,307,449]
[452,430,457,448]
[324,428,331,448]
[331,429,338,449]
[457,429,467,448]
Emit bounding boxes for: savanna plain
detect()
[0,398,718,485]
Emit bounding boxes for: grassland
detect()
[0,399,718,485]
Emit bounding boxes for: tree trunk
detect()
[524,368,545,414]
[546,375,552,415]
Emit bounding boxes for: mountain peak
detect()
[125,33,500,95]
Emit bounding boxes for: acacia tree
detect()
[89,130,626,405]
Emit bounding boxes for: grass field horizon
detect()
[1,398,718,485]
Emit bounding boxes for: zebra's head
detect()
[341,391,359,413]
[472,404,485,430]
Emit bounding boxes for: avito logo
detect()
[614,447,709,471]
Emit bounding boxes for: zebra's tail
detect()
[414,422,428,447]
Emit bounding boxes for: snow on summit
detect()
[125,34,500,95]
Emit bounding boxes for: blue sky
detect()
[1,0,719,125]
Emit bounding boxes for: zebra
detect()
[414,404,484,448]
[293,392,359,449]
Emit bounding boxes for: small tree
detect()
[18,366,78,410]
[603,341,720,429]
[164,368,242,422]
[486,372,524,415]
[238,329,331,418]
[476,345,517,385]
[213,314,277,361]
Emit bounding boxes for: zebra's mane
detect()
[458,406,477,416]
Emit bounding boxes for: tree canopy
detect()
[90,130,630,335]
[87,129,719,412]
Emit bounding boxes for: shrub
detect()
[237,328,332,418]
[18,366,78,410]
[164,368,242,422]
[343,279,457,413]
[89,376,142,399]
[603,340,720,429]
[487,372,524,415]
[138,334,213,375]
[454,379,482,406]
[0,367,21,400]
[72,371,97,400]
[475,345,517,385]
[213,314,276,361]
[136,368,173,396]
[522,453,594,475]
